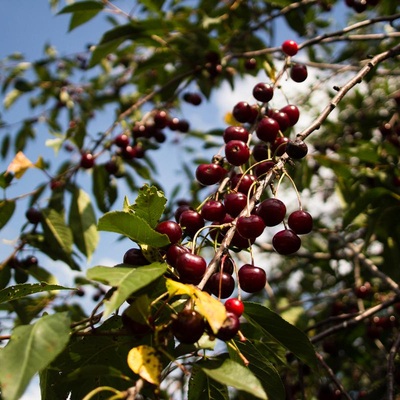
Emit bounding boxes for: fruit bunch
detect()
[344,0,380,13]
[120,42,314,346]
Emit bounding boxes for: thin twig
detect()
[386,331,400,400]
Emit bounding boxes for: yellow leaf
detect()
[127,345,162,386]
[263,60,276,82]
[224,112,241,126]
[165,278,226,334]
[6,151,35,178]
[193,290,226,335]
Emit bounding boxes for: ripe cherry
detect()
[207,272,235,299]
[80,152,95,169]
[121,145,138,160]
[272,229,301,255]
[172,309,205,344]
[238,264,267,293]
[231,231,255,249]
[223,126,249,143]
[201,200,226,222]
[256,117,280,143]
[288,210,313,234]
[282,40,299,56]
[224,192,248,217]
[230,173,256,195]
[179,209,205,238]
[155,220,182,244]
[166,244,190,267]
[354,282,372,299]
[256,198,286,226]
[196,163,227,186]
[271,136,289,156]
[114,133,130,148]
[216,312,240,341]
[232,101,253,123]
[236,215,265,239]
[268,109,290,132]
[252,82,274,103]
[252,143,269,162]
[25,207,42,224]
[104,159,119,175]
[280,104,300,126]
[225,140,250,166]
[176,253,207,284]
[153,110,169,128]
[254,161,275,178]
[225,298,244,317]
[286,140,308,159]
[290,64,308,82]
[219,256,234,275]
[123,248,149,266]
[244,58,257,70]
[183,92,202,106]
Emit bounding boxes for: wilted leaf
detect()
[6,151,34,178]
[127,345,162,385]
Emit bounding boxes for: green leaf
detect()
[0,312,71,400]
[86,262,167,317]
[97,210,170,247]
[188,365,229,400]
[0,265,11,289]
[243,302,318,371]
[92,165,118,212]
[58,1,104,31]
[0,283,75,304]
[200,358,268,400]
[68,188,99,259]
[0,200,15,229]
[129,184,166,228]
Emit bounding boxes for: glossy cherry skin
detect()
[256,117,280,143]
[254,161,275,179]
[280,104,300,126]
[286,140,308,159]
[207,272,235,299]
[223,126,249,143]
[225,140,251,166]
[201,200,226,222]
[252,82,274,103]
[80,152,95,169]
[155,220,182,245]
[236,215,265,239]
[25,207,42,224]
[238,264,267,293]
[255,198,286,226]
[282,40,299,56]
[176,253,207,283]
[252,143,269,162]
[123,248,149,266]
[179,209,205,238]
[230,173,256,195]
[196,163,227,186]
[232,101,253,123]
[216,312,240,341]
[290,64,308,82]
[225,298,245,317]
[288,210,313,234]
[166,244,190,267]
[114,133,130,148]
[172,309,205,344]
[272,229,301,255]
[268,109,290,132]
[271,136,289,156]
[224,192,248,218]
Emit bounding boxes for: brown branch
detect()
[387,331,400,400]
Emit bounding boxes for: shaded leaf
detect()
[188,365,229,400]
[0,283,75,304]
[58,1,104,31]
[97,210,170,247]
[68,188,99,259]
[92,165,118,212]
[86,263,167,317]
[0,312,71,400]
[243,302,318,370]
[0,200,15,229]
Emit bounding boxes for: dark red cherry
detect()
[216,312,240,341]
[207,272,235,299]
[196,163,227,186]
[176,253,207,283]
[25,207,42,224]
[231,231,255,249]
[172,309,205,344]
[230,173,256,195]
[272,229,301,255]
[286,140,308,159]
[174,204,193,223]
[80,152,95,169]
[123,248,149,266]
[224,192,248,218]
[281,40,299,56]
[224,298,244,317]
[244,58,257,70]
[354,282,373,299]
[252,82,274,103]
[280,104,300,126]
[254,161,275,178]
[271,136,289,156]
[223,126,249,143]
[238,264,267,293]
[268,109,290,132]
[201,200,226,222]
[232,101,253,123]
[155,220,182,244]
[121,145,138,159]
[183,92,202,106]
[104,159,119,175]
[219,256,234,275]
[252,143,269,162]
[166,244,190,267]
[114,133,130,148]
[225,140,251,166]
[236,215,265,239]
[179,209,205,238]
[288,210,313,234]
[256,117,280,143]
[153,110,169,128]
[256,198,286,226]
[290,64,308,82]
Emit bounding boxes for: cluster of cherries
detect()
[344,0,380,13]
[122,40,314,344]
